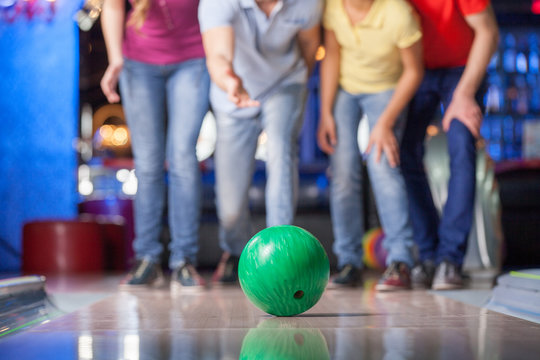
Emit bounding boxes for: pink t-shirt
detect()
[123,0,205,64]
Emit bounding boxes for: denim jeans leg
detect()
[214,112,261,256]
[119,60,167,264]
[261,84,306,227]
[400,76,441,263]
[362,90,415,268]
[436,119,476,265]
[330,90,364,269]
[166,59,210,269]
[435,68,485,265]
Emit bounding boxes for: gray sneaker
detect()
[328,264,362,289]
[431,260,464,290]
[171,259,206,292]
[121,259,165,288]
[411,260,436,289]
[374,261,412,291]
[212,252,240,285]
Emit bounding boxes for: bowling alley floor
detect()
[1,272,540,359]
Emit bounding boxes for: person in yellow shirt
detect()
[318,0,424,290]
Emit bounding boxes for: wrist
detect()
[109,57,124,69]
[453,85,476,99]
[376,117,394,130]
[320,107,334,118]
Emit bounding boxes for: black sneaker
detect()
[212,252,240,285]
[375,261,412,291]
[120,259,165,288]
[171,259,206,292]
[431,260,464,290]
[411,260,436,289]
[328,264,362,288]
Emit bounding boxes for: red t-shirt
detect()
[408,0,490,69]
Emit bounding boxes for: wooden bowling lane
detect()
[1,281,540,359]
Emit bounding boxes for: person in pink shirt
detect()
[100,0,210,290]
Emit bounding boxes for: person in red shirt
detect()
[400,0,499,290]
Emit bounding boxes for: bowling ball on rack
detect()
[362,227,387,270]
[238,225,329,317]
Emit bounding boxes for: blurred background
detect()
[1,0,540,277]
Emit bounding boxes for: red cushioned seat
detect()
[22,220,104,274]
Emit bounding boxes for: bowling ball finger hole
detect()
[293,290,304,299]
[294,333,305,346]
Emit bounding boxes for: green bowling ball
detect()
[239,318,330,360]
[238,225,329,316]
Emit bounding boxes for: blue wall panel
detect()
[0,1,82,272]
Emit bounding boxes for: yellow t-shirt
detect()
[323,0,422,94]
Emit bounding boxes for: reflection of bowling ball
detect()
[362,227,387,270]
[239,225,329,316]
[240,318,330,360]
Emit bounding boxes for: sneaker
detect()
[120,259,165,288]
[212,252,240,285]
[411,260,436,289]
[171,259,206,292]
[328,264,362,288]
[431,260,464,290]
[375,261,412,291]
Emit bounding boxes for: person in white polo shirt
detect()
[198,0,323,285]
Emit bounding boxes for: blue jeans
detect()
[400,67,486,266]
[214,84,306,256]
[330,88,415,269]
[119,58,210,269]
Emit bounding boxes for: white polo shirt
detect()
[199,0,323,117]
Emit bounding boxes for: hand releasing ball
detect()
[239,225,330,316]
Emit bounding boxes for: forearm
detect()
[298,27,321,76]
[300,45,318,77]
[206,53,235,92]
[454,32,498,97]
[101,0,125,66]
[319,51,340,117]
[378,66,423,128]
[455,7,499,97]
[378,43,424,128]
[201,27,235,92]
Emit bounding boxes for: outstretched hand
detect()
[223,69,260,108]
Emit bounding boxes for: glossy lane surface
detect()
[1,279,539,359]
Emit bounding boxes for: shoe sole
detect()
[411,283,431,290]
[375,284,411,292]
[118,276,167,291]
[431,283,463,291]
[170,281,206,294]
[326,281,361,290]
[211,280,239,288]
